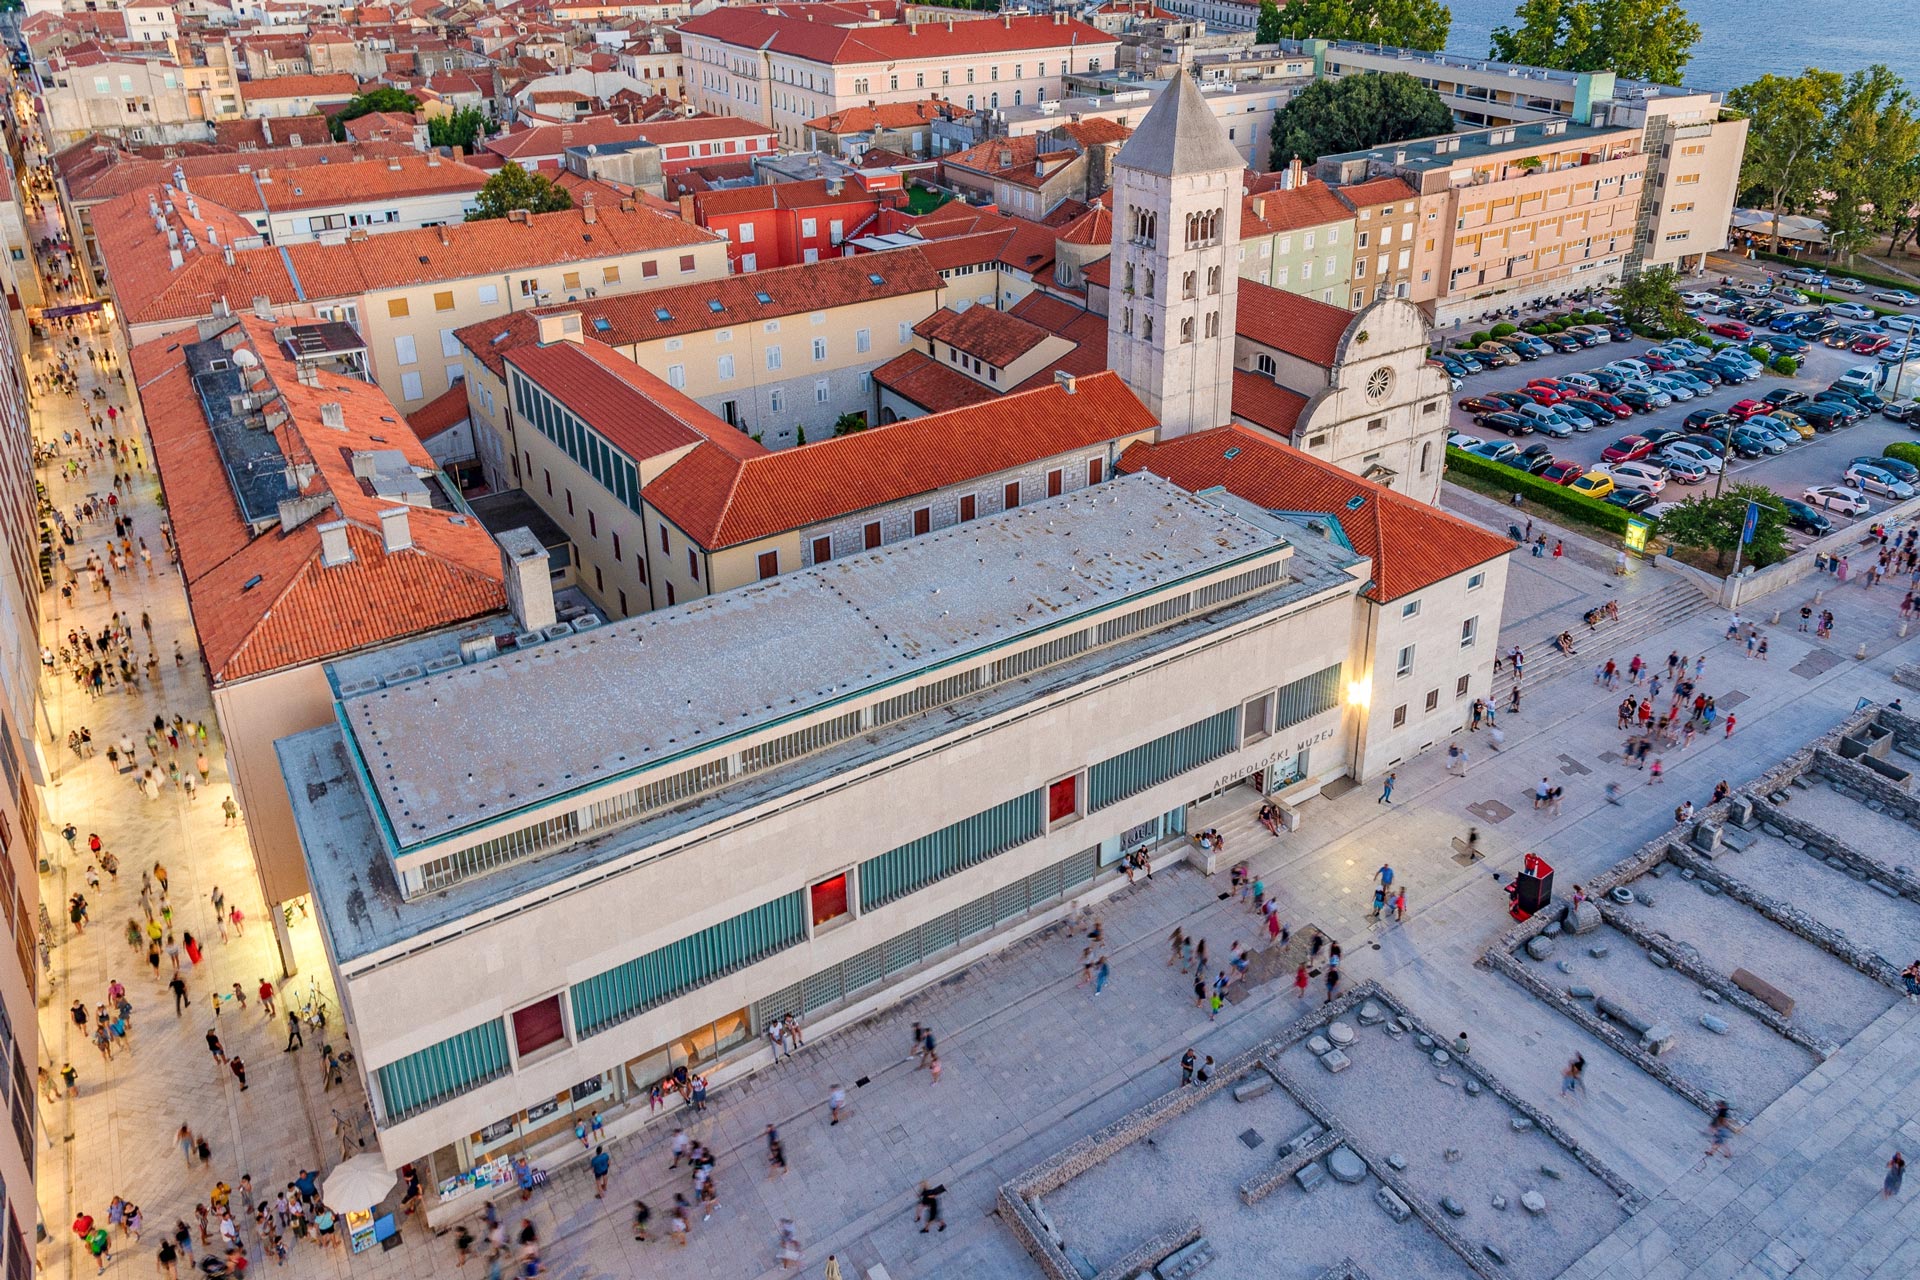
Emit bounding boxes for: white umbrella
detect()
[322,1154,398,1211]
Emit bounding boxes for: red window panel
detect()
[1047,469,1063,497]
[912,508,931,536]
[1003,481,1020,510]
[809,874,849,927]
[511,996,566,1058]
[863,522,881,550]
[1048,776,1077,823]
[959,494,977,522]
[757,550,778,580]
[1087,457,1104,486]
[812,535,831,563]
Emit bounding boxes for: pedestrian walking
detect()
[228,1058,247,1091]
[205,1030,225,1065]
[1092,956,1110,995]
[916,1181,945,1233]
[589,1147,611,1198]
[1886,1153,1906,1199]
[1180,1048,1196,1085]
[828,1083,847,1124]
[1707,1102,1734,1157]
[169,975,189,1014]
[1377,772,1395,804]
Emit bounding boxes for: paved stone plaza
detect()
[26,223,1920,1278]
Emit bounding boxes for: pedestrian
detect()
[257,980,275,1017]
[229,1057,248,1091]
[1324,966,1341,1002]
[1724,714,1736,739]
[590,1147,611,1198]
[1093,955,1110,995]
[169,975,189,1015]
[1378,772,1395,804]
[916,1181,945,1233]
[1886,1152,1907,1199]
[670,1129,690,1168]
[205,1029,225,1064]
[283,1010,303,1052]
[1707,1102,1734,1157]
[1180,1047,1196,1085]
[631,1201,651,1244]
[828,1083,846,1125]
[1562,1054,1585,1097]
[928,1052,942,1085]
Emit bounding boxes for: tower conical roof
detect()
[1112,73,1247,179]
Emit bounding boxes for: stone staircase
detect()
[1498,579,1719,695]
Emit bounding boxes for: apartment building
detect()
[131,309,513,971]
[277,470,1372,1212]
[237,71,361,118]
[1309,42,1640,130]
[873,303,1077,419]
[92,185,729,409]
[38,43,202,145]
[686,174,895,272]
[1318,118,1646,324]
[1000,78,1290,173]
[678,6,1119,148]
[171,153,489,244]
[1236,173,1354,306]
[1607,90,1748,277]
[1336,175,1422,308]
[803,98,963,160]
[484,115,778,173]
[456,249,945,484]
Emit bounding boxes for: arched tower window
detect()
[1179,318,1194,344]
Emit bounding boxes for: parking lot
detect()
[1444,296,1920,540]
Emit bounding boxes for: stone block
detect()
[1692,823,1723,854]
[1436,1072,1462,1087]
[1484,1244,1508,1266]
[1306,1035,1332,1057]
[1649,951,1671,969]
[1700,881,1724,895]
[1232,1077,1274,1103]
[1701,989,1721,1002]
[1327,1021,1356,1047]
[1720,828,1755,853]
[1569,899,1602,934]
[1294,1162,1326,1193]
[1278,1125,1323,1158]
[1443,1148,1462,1163]
[1374,1188,1411,1222]
[1870,880,1902,898]
[1432,1050,1451,1065]
[1158,1240,1213,1280]
[1588,945,1610,959]
[1386,1153,1407,1171]
[1556,960,1574,974]
[1540,1165,1564,1181]
[1441,1196,1466,1217]
[1415,1035,1435,1050]
[1065,1245,1098,1279]
[1357,1001,1386,1026]
[1597,996,1649,1033]
[1511,1116,1534,1132]
[1608,887,1635,904]
[1521,1190,1547,1215]
[1728,796,1755,828]
[1568,985,1594,999]
[1763,823,1785,837]
[1490,1194,1508,1210]
[1641,1025,1675,1055]
[1320,1049,1351,1074]
[1733,967,1795,1016]
[1544,921,1562,936]
[1701,1014,1729,1035]
[1465,1080,1483,1097]
[1525,935,1555,961]
[1784,834,1806,849]
[1327,1147,1366,1184]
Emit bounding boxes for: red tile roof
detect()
[133,316,506,681]
[644,370,1156,548]
[1054,117,1133,148]
[453,248,943,375]
[1334,175,1418,210]
[677,9,1116,66]
[1007,292,1107,393]
[871,349,997,414]
[1235,280,1354,367]
[914,305,1052,367]
[407,382,470,441]
[1120,426,1510,602]
[1241,180,1353,235]
[62,139,416,205]
[1054,201,1112,246]
[505,339,767,462]
[1229,370,1311,437]
[239,72,361,101]
[803,98,959,134]
[181,155,488,215]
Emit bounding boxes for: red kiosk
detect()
[1505,852,1554,922]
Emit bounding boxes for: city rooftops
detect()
[343,473,1287,849]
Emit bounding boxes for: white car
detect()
[1661,458,1709,485]
[1844,464,1916,499]
[1828,302,1876,320]
[1604,461,1668,494]
[1831,277,1869,294]
[1681,291,1719,308]
[1804,484,1871,516]
[1560,372,1601,392]
[1874,289,1920,306]
[1880,313,1920,332]
[1448,431,1479,450]
[1657,440,1724,474]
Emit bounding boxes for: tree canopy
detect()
[1726,70,1845,252]
[427,106,490,155]
[1260,0,1451,51]
[466,162,573,222]
[328,87,419,141]
[1654,484,1790,571]
[1268,72,1454,168]
[1611,265,1696,337]
[1489,0,1700,85]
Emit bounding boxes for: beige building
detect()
[131,310,517,972]
[678,8,1119,149]
[92,185,730,411]
[39,45,201,145]
[1236,170,1356,306]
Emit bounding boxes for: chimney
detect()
[318,519,354,567]
[534,311,583,344]
[1054,370,1077,394]
[253,295,273,319]
[497,526,556,632]
[168,247,184,271]
[582,196,597,224]
[1289,155,1305,189]
[318,402,346,428]
[1252,194,1266,219]
[378,507,412,553]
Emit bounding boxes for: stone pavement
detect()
[23,238,1920,1280]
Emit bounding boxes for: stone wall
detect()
[1088,1221,1205,1280]
[1810,748,1920,838]
[1754,790,1920,896]
[1596,899,1836,1058]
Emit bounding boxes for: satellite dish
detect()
[232,349,259,366]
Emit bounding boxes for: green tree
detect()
[1268,72,1454,168]
[1265,0,1451,51]
[1256,0,1283,44]
[1489,0,1700,84]
[1611,265,1695,336]
[1725,70,1844,253]
[328,87,420,141]
[427,107,490,154]
[831,412,870,437]
[1653,484,1790,570]
[1822,66,1920,263]
[465,162,573,221]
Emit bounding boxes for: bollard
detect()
[1770,609,1780,625]
[1857,642,1868,660]
[1814,589,1824,605]
[1902,622,1911,639]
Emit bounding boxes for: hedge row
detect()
[1444,446,1634,536]
[1886,441,1920,471]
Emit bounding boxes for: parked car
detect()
[1803,484,1871,516]
[1448,431,1480,449]
[1459,394,1510,415]
[1681,291,1719,308]
[1798,404,1847,432]
[1828,301,1876,320]
[1617,386,1665,412]
[1657,441,1723,474]
[1544,332,1584,353]
[1783,268,1830,286]
[1707,320,1753,340]
[1539,460,1585,485]
[1882,399,1920,424]
[1831,276,1869,294]
[1810,393,1868,423]
[1636,427,1684,448]
[1879,313,1920,332]
[1661,457,1709,485]
[1749,417,1802,448]
[1768,311,1813,332]
[1569,471,1616,499]
[1668,371,1716,396]
[1732,424,1787,455]
[1843,463,1915,499]
[1702,360,1753,384]
[1472,343,1521,366]
[1605,461,1668,494]
[1556,399,1611,430]
[1856,454,1920,486]
[1584,368,1628,392]
[1874,289,1920,306]
[1779,498,1832,534]
[1763,389,1809,410]
[1476,411,1536,437]
[1751,334,1811,356]
[1467,440,1522,464]
[1683,409,1732,434]
[1579,391,1634,418]
[1854,334,1893,355]
[1566,324,1612,345]
[1795,316,1840,337]
[1606,489,1659,514]
[1760,411,1815,439]
[1601,435,1656,463]
[1726,398,1770,421]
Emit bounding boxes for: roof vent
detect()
[381,664,425,687]
[378,506,412,553]
[458,635,499,664]
[318,402,346,429]
[318,519,353,567]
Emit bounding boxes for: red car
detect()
[1853,334,1892,355]
[1519,384,1564,405]
[1602,435,1655,463]
[1708,321,1752,340]
[1527,377,1574,394]
[1581,391,1634,418]
[1642,352,1679,372]
[1726,399,1769,420]
[1458,395,1509,415]
[1539,460,1585,486]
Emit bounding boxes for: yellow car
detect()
[1766,410,1815,439]
[1570,471,1616,499]
[1472,342,1521,366]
